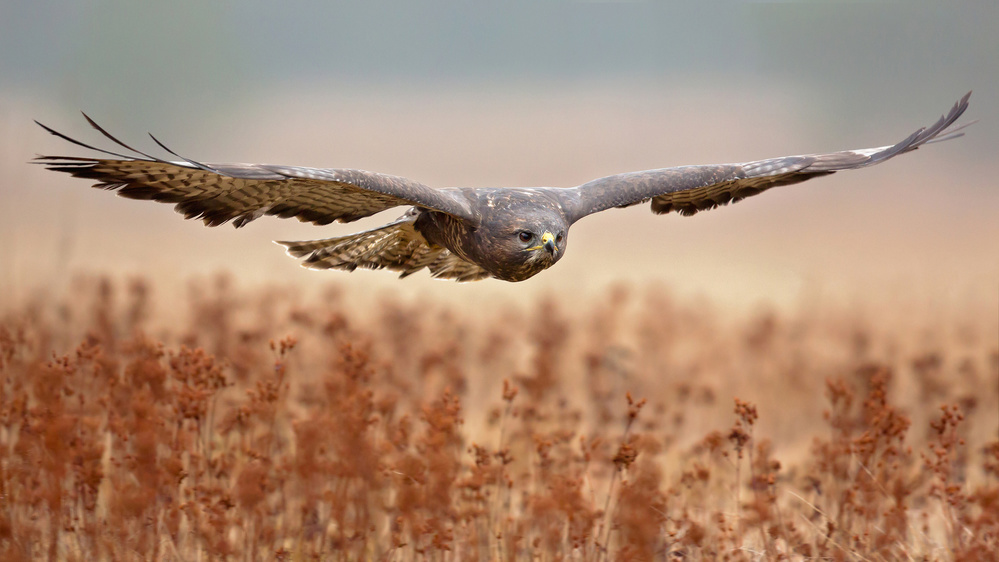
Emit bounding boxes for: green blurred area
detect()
[3,2,995,145]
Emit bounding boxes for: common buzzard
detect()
[36,92,972,282]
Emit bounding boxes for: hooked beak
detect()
[541,231,557,256]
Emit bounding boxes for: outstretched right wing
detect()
[35,115,476,227]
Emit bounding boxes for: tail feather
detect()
[278,238,340,259]
[274,214,491,281]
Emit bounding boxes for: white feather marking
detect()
[851,145,892,158]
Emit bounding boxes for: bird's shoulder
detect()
[449,186,575,215]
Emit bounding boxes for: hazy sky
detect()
[3,3,996,130]
[2,2,996,310]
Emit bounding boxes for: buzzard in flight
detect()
[36,92,971,282]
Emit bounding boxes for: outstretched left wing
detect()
[561,92,972,223]
[34,115,476,227]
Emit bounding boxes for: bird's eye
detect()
[556,232,564,244]
[518,231,533,243]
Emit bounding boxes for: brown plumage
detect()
[35,92,972,282]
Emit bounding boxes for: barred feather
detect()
[275,214,490,281]
[565,91,972,220]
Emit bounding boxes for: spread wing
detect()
[34,115,475,227]
[277,211,491,282]
[561,92,972,223]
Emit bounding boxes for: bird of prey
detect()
[36,92,971,282]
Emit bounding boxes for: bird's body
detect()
[427,188,569,281]
[36,92,972,282]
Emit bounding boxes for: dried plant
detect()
[0,274,996,560]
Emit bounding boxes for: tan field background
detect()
[1,3,998,559]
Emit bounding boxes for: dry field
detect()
[0,274,996,561]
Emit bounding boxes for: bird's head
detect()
[476,193,568,282]
[514,222,565,266]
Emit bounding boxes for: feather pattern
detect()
[276,212,490,281]
[35,118,475,227]
[562,91,972,221]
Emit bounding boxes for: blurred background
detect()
[1,1,997,314]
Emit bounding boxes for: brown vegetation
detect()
[0,274,996,560]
